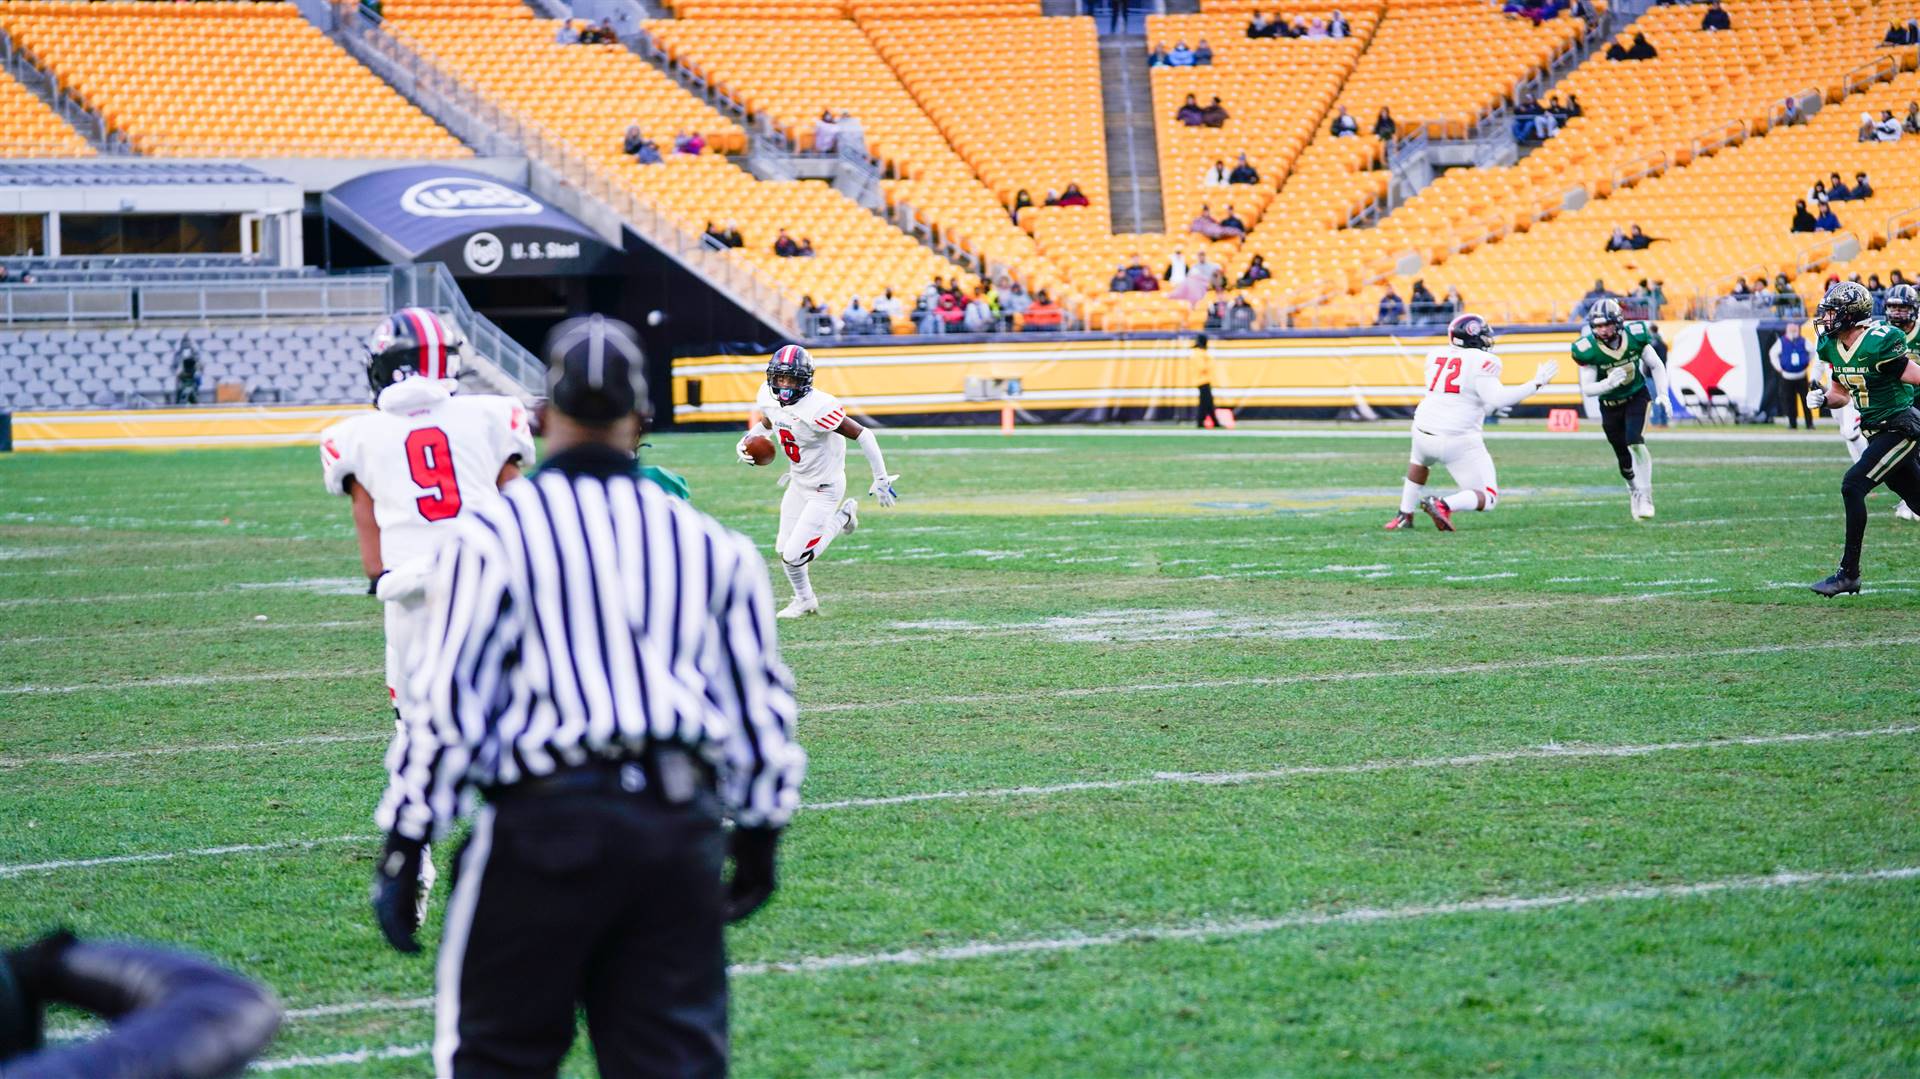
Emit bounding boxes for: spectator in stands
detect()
[1166,249,1189,285]
[1169,40,1195,66]
[1628,225,1655,249]
[1883,21,1912,46]
[837,111,866,156]
[774,229,801,257]
[1810,179,1832,206]
[1001,280,1031,323]
[1058,183,1091,207]
[1188,204,1232,241]
[1227,295,1256,330]
[936,289,965,331]
[1148,42,1169,67]
[1247,10,1275,38]
[1625,32,1657,60]
[1331,105,1359,137]
[1177,94,1206,126]
[1852,173,1875,200]
[556,20,578,44]
[1628,279,1657,318]
[1329,9,1350,37]
[1202,97,1230,127]
[1547,95,1573,126]
[1814,203,1841,232]
[1563,93,1584,119]
[1109,265,1132,293]
[1218,205,1248,236]
[1700,0,1730,31]
[841,297,873,336]
[1127,255,1160,292]
[1376,283,1406,326]
[704,221,728,246]
[873,288,902,328]
[1824,172,1850,201]
[624,126,647,156]
[1575,279,1614,318]
[1012,189,1034,221]
[798,295,830,335]
[720,222,743,248]
[1023,290,1064,331]
[1194,39,1213,64]
[1171,257,1215,305]
[1791,199,1818,232]
[1237,253,1271,288]
[1857,111,1877,141]
[813,110,839,153]
[1514,99,1548,142]
[1605,226,1631,252]
[1203,159,1231,187]
[1906,101,1920,135]
[1443,285,1464,317]
[796,236,816,257]
[963,289,995,333]
[1304,17,1329,38]
[675,130,706,155]
[1874,110,1903,142]
[1043,189,1062,207]
[1373,107,1397,141]
[1409,279,1439,322]
[1229,153,1259,183]
[1731,277,1752,299]
[173,334,200,406]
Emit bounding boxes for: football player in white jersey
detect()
[319,307,535,701]
[737,344,899,617]
[1385,313,1559,532]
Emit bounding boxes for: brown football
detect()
[742,433,776,466]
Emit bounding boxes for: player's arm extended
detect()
[1476,360,1560,411]
[346,478,384,582]
[835,416,900,506]
[1639,352,1670,402]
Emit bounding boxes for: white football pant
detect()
[1404,429,1499,513]
[777,477,850,601]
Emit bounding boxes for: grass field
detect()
[2,422,1918,1077]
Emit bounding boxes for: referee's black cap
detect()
[544,315,648,423]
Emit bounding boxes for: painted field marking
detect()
[242,863,1920,1071]
[9,724,1916,877]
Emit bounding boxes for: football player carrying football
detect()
[319,307,534,700]
[1386,313,1559,532]
[1570,298,1669,520]
[1803,281,1920,595]
[737,344,898,617]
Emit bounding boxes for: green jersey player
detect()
[1570,299,1669,519]
[1804,280,1920,595]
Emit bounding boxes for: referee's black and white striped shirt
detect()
[377,444,805,841]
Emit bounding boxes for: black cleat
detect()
[1810,572,1861,597]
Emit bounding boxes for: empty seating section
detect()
[1276,0,1920,327]
[0,322,369,411]
[0,68,91,157]
[661,0,1038,17]
[0,1,467,158]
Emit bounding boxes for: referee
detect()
[369,315,806,1078]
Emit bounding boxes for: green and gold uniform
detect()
[1569,320,1657,407]
[1820,322,1920,577]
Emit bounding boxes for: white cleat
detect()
[1630,494,1655,520]
[836,498,860,535]
[1897,501,1920,522]
[777,597,820,619]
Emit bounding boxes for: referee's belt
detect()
[485,749,714,806]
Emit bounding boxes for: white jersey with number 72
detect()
[1412,345,1507,436]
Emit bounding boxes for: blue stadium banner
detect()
[323,167,618,278]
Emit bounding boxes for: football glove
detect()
[869,473,899,508]
[724,827,780,924]
[369,833,428,954]
[1531,359,1560,388]
[735,437,757,465]
[1806,385,1827,411]
[374,559,433,606]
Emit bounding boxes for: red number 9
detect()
[405,427,462,521]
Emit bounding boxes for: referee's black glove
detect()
[724,827,781,924]
[369,833,427,954]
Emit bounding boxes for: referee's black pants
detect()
[1837,422,1920,577]
[437,776,728,1079]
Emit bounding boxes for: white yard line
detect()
[803,635,1920,715]
[0,835,370,879]
[10,724,1915,877]
[242,863,1920,1071]
[0,619,375,649]
[0,668,382,697]
[0,733,387,769]
[886,426,1844,444]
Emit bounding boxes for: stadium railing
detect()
[329,1,801,338]
[389,261,543,395]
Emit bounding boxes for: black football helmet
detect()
[1587,297,1624,345]
[1814,281,1873,337]
[1883,283,1917,333]
[366,307,462,397]
[767,344,814,406]
[1448,312,1495,351]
